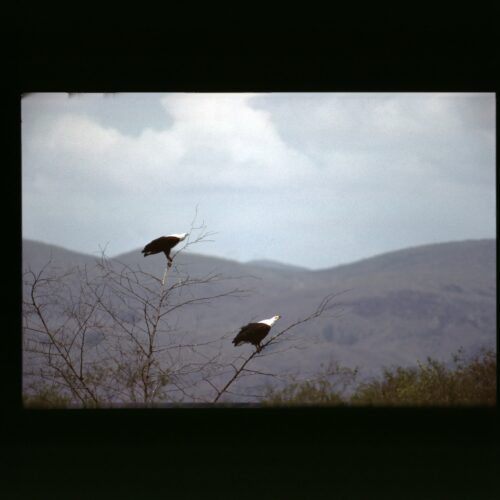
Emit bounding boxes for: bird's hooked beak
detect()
[275,314,281,320]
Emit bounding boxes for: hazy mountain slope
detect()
[313,239,495,291]
[246,259,309,272]
[279,239,496,372]
[22,240,103,272]
[22,238,496,394]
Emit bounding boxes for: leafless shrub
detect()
[209,290,351,403]
[23,214,348,407]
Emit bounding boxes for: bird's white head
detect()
[168,232,189,240]
[258,314,281,327]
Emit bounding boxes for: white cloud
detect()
[23,93,313,197]
[251,92,495,191]
[22,92,496,268]
[158,93,313,189]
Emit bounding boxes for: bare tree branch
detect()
[23,213,351,407]
[210,290,351,403]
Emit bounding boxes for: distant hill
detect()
[22,240,103,272]
[246,259,309,272]
[22,238,496,396]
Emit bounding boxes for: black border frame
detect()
[8,17,498,497]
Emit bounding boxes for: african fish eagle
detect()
[232,315,281,353]
[141,233,188,267]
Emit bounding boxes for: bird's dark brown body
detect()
[232,323,272,352]
[141,235,186,265]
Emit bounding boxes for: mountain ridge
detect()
[22,237,496,399]
[23,237,495,275]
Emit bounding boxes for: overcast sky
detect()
[22,92,495,269]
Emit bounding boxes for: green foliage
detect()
[262,362,358,406]
[263,379,347,406]
[24,347,496,407]
[350,348,496,406]
[262,348,496,407]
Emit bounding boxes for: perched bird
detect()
[141,233,188,267]
[232,315,281,353]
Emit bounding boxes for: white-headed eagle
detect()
[232,315,281,353]
[141,233,188,267]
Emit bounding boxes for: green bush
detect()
[263,380,347,406]
[350,348,496,406]
[262,348,496,407]
[24,347,496,407]
[262,362,358,406]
